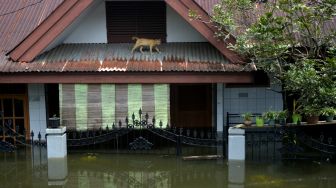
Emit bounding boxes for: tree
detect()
[191,0,336,111]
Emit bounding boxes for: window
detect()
[106,1,166,43]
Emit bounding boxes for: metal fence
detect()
[226,112,336,162]
[65,111,219,156]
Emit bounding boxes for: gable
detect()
[7,0,243,64]
[62,1,206,44]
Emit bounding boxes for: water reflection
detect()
[1,147,336,188]
[48,157,68,186]
[228,161,245,188]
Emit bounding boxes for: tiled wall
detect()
[28,84,47,140]
[222,84,283,125]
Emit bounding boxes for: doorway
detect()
[170,84,212,128]
[0,95,29,142]
[0,84,29,142]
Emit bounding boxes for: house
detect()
[0,0,283,142]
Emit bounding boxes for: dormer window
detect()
[105,1,166,43]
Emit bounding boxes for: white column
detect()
[216,83,224,133]
[28,84,47,140]
[216,83,224,156]
[228,127,245,161]
[46,127,67,158]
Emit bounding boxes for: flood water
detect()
[0,147,336,188]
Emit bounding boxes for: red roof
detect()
[0,0,63,52]
[0,0,247,75]
[0,43,253,73]
[0,0,222,55]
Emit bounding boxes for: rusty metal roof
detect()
[0,0,219,55]
[0,43,253,73]
[194,0,219,14]
[0,0,63,53]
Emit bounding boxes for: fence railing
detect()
[226,112,336,161]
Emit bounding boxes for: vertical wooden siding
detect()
[75,84,88,130]
[154,84,170,127]
[60,84,76,130]
[127,84,142,120]
[115,84,128,125]
[142,84,155,121]
[87,84,102,129]
[59,84,170,130]
[101,84,115,129]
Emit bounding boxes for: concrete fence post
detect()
[228,127,245,161]
[46,126,67,158]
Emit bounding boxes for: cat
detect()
[131,37,161,54]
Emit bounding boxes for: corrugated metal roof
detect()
[0,43,253,73]
[194,0,219,14]
[36,43,229,63]
[0,0,217,54]
[0,0,64,53]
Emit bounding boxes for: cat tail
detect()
[132,37,139,40]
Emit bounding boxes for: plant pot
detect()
[306,115,319,124]
[326,115,334,122]
[268,119,275,126]
[256,118,264,127]
[279,118,286,126]
[292,114,301,124]
[48,117,60,128]
[244,120,252,126]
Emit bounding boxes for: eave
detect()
[0,72,254,84]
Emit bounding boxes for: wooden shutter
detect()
[106,1,166,43]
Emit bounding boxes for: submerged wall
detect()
[59,84,170,130]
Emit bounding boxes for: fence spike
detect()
[139,108,142,118]
[119,120,122,128]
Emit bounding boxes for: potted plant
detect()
[292,100,302,125]
[276,110,287,125]
[321,107,336,122]
[242,112,252,126]
[49,114,60,128]
[256,116,264,127]
[302,105,321,124]
[263,111,277,126]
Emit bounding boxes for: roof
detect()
[0,43,254,73]
[3,0,244,64]
[0,0,248,76]
[194,0,218,14]
[0,0,63,52]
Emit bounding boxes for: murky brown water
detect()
[0,147,335,188]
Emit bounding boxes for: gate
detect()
[66,109,219,156]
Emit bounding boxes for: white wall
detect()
[63,2,206,43]
[28,84,47,141]
[64,1,107,43]
[223,84,283,125]
[216,83,224,132]
[166,5,207,42]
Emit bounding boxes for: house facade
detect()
[0,0,283,142]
